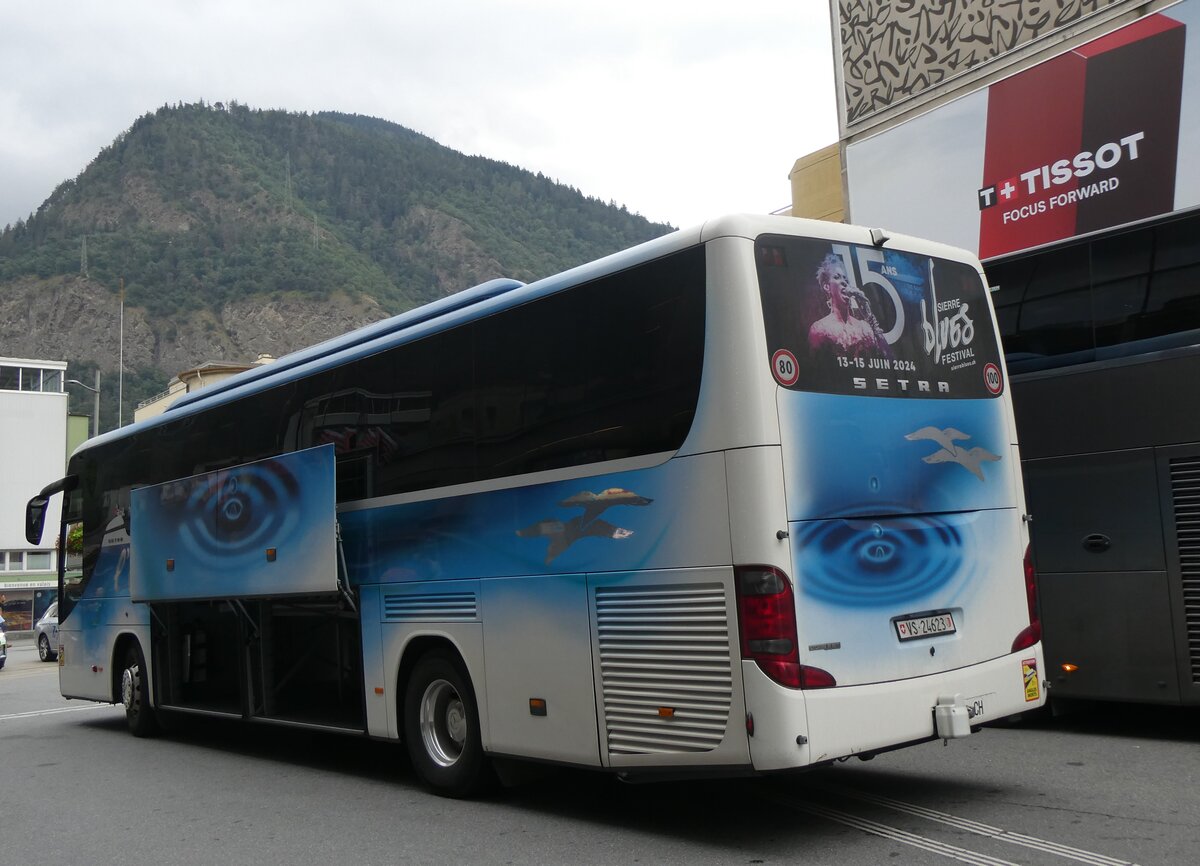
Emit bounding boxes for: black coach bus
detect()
[987,207,1200,706]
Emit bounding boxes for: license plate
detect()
[894,611,956,641]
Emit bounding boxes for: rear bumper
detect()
[743,644,1046,770]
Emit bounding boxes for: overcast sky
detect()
[0,1,839,232]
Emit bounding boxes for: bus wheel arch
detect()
[398,638,491,797]
[113,635,158,738]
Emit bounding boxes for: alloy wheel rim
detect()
[419,678,466,767]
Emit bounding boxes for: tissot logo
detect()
[978,132,1144,210]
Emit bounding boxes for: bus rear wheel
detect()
[120,643,158,738]
[403,650,490,797]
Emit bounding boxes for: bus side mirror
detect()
[25,475,78,545]
[26,495,49,544]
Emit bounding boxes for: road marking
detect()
[0,667,60,680]
[0,704,120,722]
[794,800,1024,866]
[821,785,1139,866]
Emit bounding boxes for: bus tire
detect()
[403,649,490,798]
[120,643,158,738]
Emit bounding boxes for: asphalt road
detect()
[2,636,1198,865]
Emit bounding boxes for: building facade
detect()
[830,0,1195,257]
[0,358,68,630]
[134,354,275,422]
[819,0,1200,705]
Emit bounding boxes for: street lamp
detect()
[65,370,101,438]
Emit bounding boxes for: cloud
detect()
[0,0,837,229]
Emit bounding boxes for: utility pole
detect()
[66,370,101,438]
[118,277,125,427]
[285,152,293,215]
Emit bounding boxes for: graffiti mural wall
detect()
[838,0,1126,127]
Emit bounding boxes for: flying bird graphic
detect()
[905,426,1000,481]
[518,487,652,564]
[905,426,970,451]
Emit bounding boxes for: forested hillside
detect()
[0,102,672,429]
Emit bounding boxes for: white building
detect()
[0,358,68,629]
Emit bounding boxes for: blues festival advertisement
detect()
[756,236,1004,400]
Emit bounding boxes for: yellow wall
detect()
[789,144,845,222]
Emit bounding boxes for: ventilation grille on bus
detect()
[1171,457,1200,683]
[594,583,733,756]
[382,592,478,622]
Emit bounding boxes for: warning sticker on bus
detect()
[1023,657,1040,702]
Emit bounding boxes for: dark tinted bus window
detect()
[296,329,476,500]
[989,257,1035,344]
[290,246,703,497]
[1141,218,1200,342]
[1013,244,1092,361]
[474,247,705,478]
[1091,229,1152,348]
[987,212,1200,371]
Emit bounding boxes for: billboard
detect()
[846,2,1200,259]
[754,235,1004,400]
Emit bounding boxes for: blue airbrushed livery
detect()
[129,446,339,603]
[338,455,723,585]
[779,391,1021,683]
[779,391,1014,522]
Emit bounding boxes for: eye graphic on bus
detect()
[177,461,302,567]
[517,487,652,564]
[795,514,968,607]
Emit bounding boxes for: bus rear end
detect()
[742,227,1044,769]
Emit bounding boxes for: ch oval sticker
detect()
[771,349,800,386]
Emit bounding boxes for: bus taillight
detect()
[1011,543,1042,652]
[735,565,835,690]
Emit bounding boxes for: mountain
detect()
[0,102,673,430]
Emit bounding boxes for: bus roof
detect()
[166,277,526,413]
[72,220,705,459]
[72,214,982,461]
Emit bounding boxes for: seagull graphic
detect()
[905,426,1001,481]
[517,487,651,564]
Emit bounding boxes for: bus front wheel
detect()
[403,650,490,797]
[120,643,158,738]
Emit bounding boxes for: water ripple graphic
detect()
[795,510,968,607]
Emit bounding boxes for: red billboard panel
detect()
[977,15,1185,258]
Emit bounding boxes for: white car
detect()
[34,602,59,662]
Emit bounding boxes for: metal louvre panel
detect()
[1171,457,1200,683]
[595,583,732,754]
[382,592,478,622]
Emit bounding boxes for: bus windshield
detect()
[756,235,1004,399]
